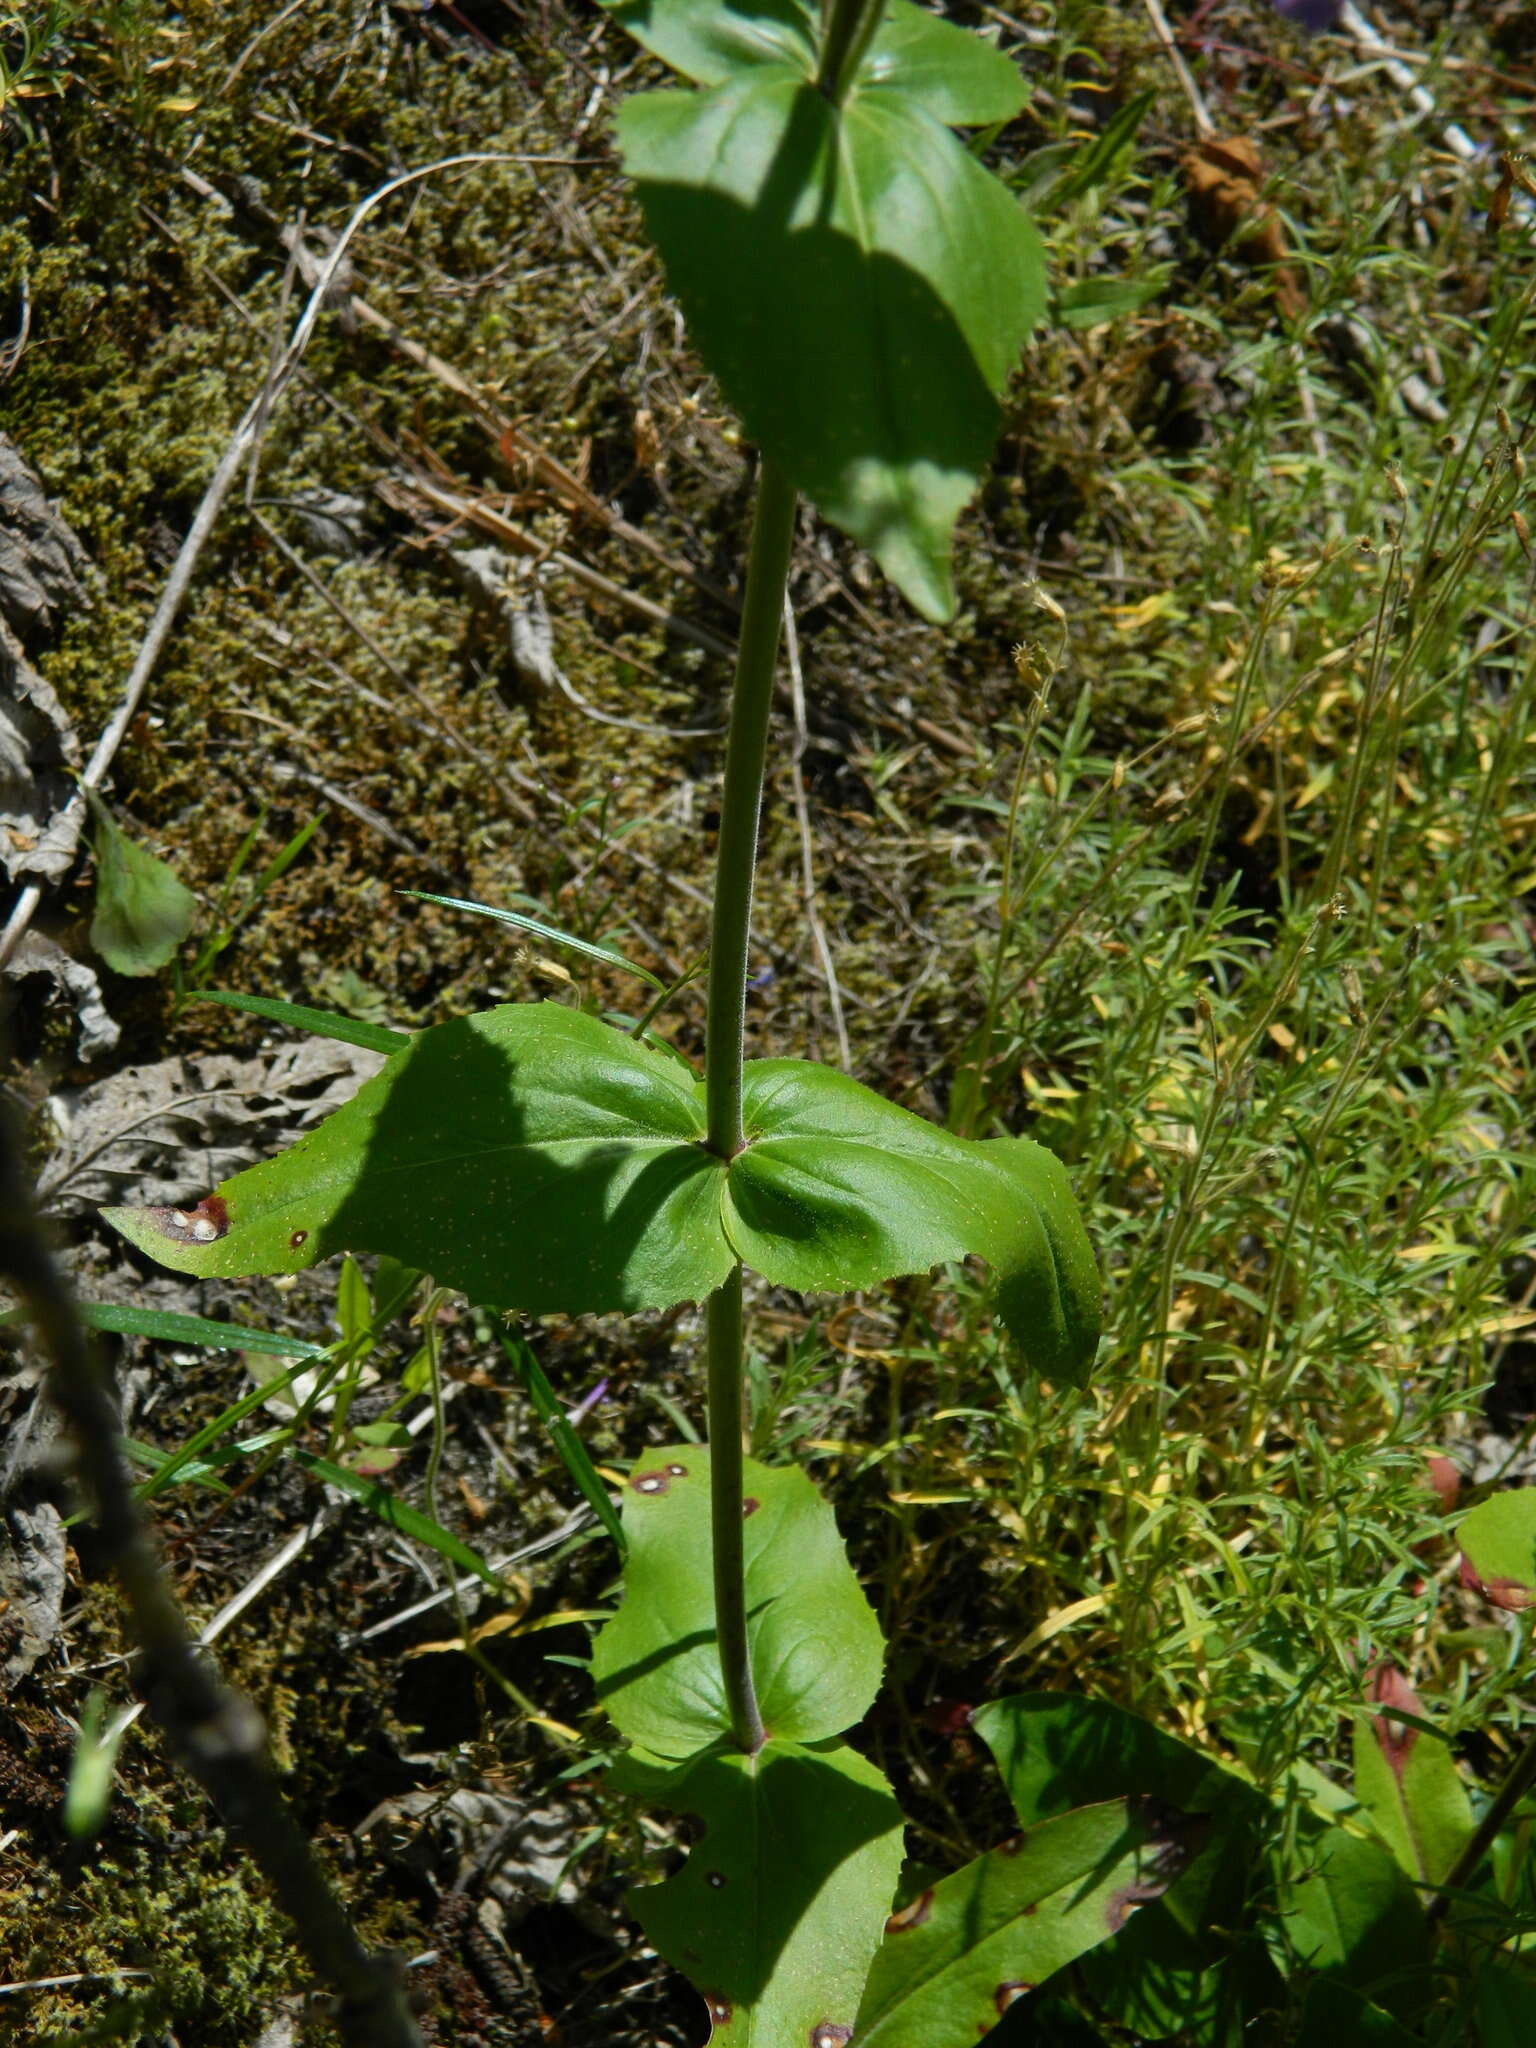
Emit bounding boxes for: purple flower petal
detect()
[565,1377,609,1426]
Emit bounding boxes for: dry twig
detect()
[0,1103,424,2048]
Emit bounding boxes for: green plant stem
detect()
[1426,1718,1536,1926]
[702,455,798,1754]
[706,458,798,1161]
[816,0,887,102]
[707,1267,766,1752]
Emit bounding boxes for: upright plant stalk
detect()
[706,459,799,1162]
[816,0,886,100]
[704,459,798,1753]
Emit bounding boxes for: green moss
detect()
[6,1829,297,2045]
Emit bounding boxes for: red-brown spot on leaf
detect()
[704,1993,732,2031]
[742,1496,760,1517]
[1366,1662,1423,1782]
[1425,1455,1460,1514]
[1460,1551,1536,1610]
[149,1194,231,1245]
[631,1468,673,1496]
[994,1983,1034,2013]
[1106,1887,1146,1932]
[884,1888,934,1934]
[997,1832,1026,1857]
[809,2027,851,2048]
[289,1229,309,1249]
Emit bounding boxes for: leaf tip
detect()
[104,1194,230,1251]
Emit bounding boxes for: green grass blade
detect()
[190,989,412,1054]
[402,891,664,989]
[292,1450,506,1592]
[247,812,323,896]
[120,1428,292,1490]
[136,1351,339,1503]
[495,1326,625,1553]
[55,1302,330,1359]
[119,1437,233,1493]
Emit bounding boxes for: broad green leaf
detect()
[104,1003,734,1318]
[602,1,1027,128]
[973,1692,1262,1833]
[292,1450,505,1593]
[591,1443,883,1758]
[193,988,411,1055]
[726,1063,1099,1385]
[1457,1485,1536,1608]
[853,1797,1205,2046]
[401,891,665,990]
[974,1695,1277,2046]
[104,1004,1098,1381]
[87,789,197,976]
[615,1737,903,2045]
[1275,1822,1427,2014]
[617,66,1045,620]
[1078,1905,1283,2048]
[862,3,1028,126]
[973,1692,1263,1939]
[601,0,817,84]
[1350,1665,1474,1888]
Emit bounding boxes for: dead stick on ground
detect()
[0,1105,425,2048]
[0,151,536,971]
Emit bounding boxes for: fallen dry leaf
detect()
[1183,136,1305,320]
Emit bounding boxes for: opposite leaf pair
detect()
[107,1002,1100,1386]
[593,1446,1206,2045]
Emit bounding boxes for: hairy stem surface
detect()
[706,459,798,1162]
[704,458,798,1751]
[706,1268,765,1752]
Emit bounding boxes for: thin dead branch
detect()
[0,1101,425,2048]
